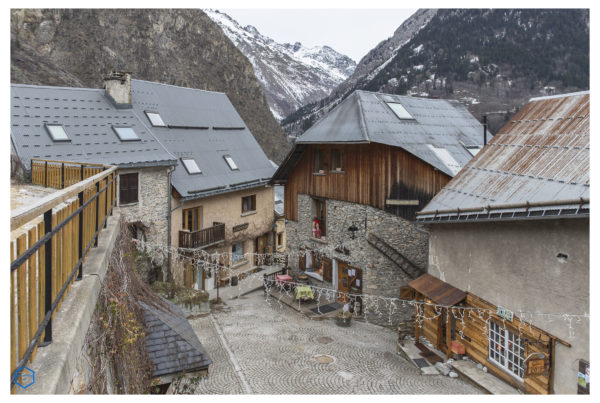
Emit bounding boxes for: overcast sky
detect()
[220,8,418,62]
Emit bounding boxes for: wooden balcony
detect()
[179,223,225,249]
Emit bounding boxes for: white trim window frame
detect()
[488,321,526,380]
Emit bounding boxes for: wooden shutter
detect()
[323,257,332,282]
[119,173,138,204]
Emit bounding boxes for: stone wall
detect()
[286,194,429,328]
[118,166,170,272]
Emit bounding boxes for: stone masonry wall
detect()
[118,166,170,270]
[286,194,429,328]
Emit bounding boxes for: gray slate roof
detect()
[417,91,590,222]
[130,80,276,199]
[141,300,211,378]
[10,84,176,169]
[296,90,490,177]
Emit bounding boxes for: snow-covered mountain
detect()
[205,9,356,121]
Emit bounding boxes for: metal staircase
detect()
[367,233,424,280]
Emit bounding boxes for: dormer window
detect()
[386,102,414,120]
[113,126,140,141]
[46,124,70,142]
[224,155,238,171]
[181,158,202,174]
[145,111,166,127]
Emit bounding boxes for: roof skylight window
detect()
[181,158,202,174]
[46,124,70,142]
[465,146,482,156]
[224,155,239,171]
[145,111,166,127]
[113,126,140,141]
[386,102,414,120]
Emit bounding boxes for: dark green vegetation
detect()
[365,9,589,94]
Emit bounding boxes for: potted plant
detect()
[336,311,352,327]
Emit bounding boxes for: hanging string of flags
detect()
[133,239,588,339]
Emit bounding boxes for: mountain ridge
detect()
[205,9,356,121]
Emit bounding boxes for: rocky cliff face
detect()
[11,9,290,163]
[283,8,589,137]
[205,9,356,121]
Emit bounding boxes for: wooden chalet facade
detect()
[283,142,451,221]
[273,90,487,327]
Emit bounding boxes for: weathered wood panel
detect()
[419,293,555,394]
[284,143,451,221]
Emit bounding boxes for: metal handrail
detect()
[10,163,117,388]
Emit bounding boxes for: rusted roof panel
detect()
[408,274,466,307]
[418,91,589,221]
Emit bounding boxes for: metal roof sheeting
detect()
[418,91,590,222]
[10,84,176,169]
[296,90,489,177]
[130,80,276,198]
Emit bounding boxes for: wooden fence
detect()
[10,162,117,390]
[31,158,105,189]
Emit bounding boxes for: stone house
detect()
[271,90,488,327]
[415,92,589,394]
[125,79,278,289]
[10,76,177,280]
[10,73,282,286]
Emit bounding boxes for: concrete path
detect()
[183,290,483,394]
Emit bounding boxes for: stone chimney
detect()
[103,71,132,107]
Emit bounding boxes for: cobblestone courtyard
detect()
[184,290,483,394]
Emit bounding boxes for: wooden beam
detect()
[385,199,420,206]
[446,308,452,358]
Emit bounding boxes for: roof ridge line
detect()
[355,92,371,142]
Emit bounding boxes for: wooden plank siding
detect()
[284,143,451,221]
[415,292,557,394]
[10,163,116,381]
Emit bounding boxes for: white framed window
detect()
[145,111,166,127]
[181,158,202,174]
[488,321,525,379]
[223,155,239,170]
[231,242,243,263]
[46,124,70,141]
[113,126,140,141]
[386,102,414,120]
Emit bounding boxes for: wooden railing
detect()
[31,158,105,189]
[179,223,226,249]
[10,162,117,389]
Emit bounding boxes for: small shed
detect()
[140,300,211,391]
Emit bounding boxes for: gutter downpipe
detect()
[166,166,174,282]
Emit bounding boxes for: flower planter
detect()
[336,312,352,327]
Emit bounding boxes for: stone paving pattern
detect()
[185,290,483,394]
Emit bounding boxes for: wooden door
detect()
[182,206,202,231]
[299,249,306,271]
[338,262,351,303]
[323,257,332,283]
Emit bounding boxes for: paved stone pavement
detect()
[184,290,483,394]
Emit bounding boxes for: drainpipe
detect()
[166,166,174,282]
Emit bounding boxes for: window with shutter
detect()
[119,173,139,205]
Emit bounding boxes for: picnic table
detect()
[295,285,314,301]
